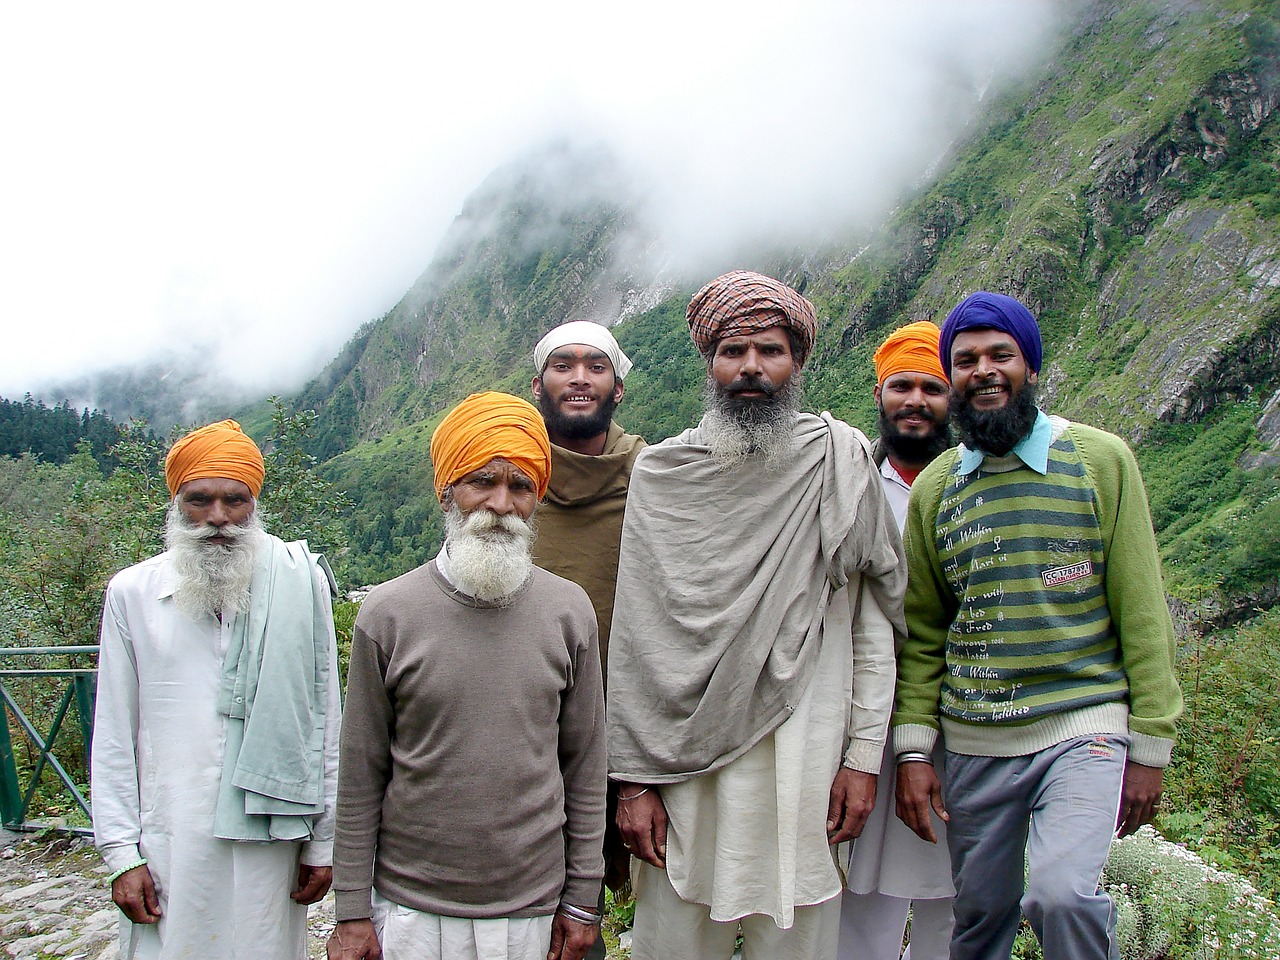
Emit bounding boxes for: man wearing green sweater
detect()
[893,292,1183,960]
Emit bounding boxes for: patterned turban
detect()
[430,392,552,500]
[533,320,633,379]
[939,291,1043,375]
[164,419,265,497]
[686,270,818,369]
[874,321,948,385]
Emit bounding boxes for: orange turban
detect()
[873,321,948,385]
[430,392,552,500]
[164,419,265,497]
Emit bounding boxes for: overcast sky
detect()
[1,0,1059,403]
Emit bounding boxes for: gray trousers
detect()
[943,735,1128,960]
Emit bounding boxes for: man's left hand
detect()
[1116,760,1164,838]
[291,864,333,904]
[826,767,877,843]
[547,909,598,960]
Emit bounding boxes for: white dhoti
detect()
[373,891,554,960]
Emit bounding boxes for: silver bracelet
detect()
[557,902,603,926]
[617,786,651,801]
[896,751,933,765]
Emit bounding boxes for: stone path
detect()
[0,831,337,959]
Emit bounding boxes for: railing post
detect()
[0,697,24,829]
[74,672,97,772]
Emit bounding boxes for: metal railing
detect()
[0,645,97,835]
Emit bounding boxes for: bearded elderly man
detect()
[329,392,606,960]
[894,292,1183,960]
[92,419,341,960]
[841,321,955,960]
[608,271,906,960]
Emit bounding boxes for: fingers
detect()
[292,864,333,904]
[616,788,667,869]
[111,865,162,924]
[327,919,382,960]
[895,762,942,844]
[826,769,876,844]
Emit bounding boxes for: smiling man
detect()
[608,271,905,960]
[892,292,1183,960]
[329,392,606,960]
[92,419,341,960]
[840,321,954,960]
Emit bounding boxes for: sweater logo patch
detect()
[1042,560,1092,587]
[1088,736,1117,759]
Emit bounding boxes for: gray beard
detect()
[700,372,802,468]
[443,505,536,603]
[165,501,267,620]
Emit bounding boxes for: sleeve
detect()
[892,461,957,757]
[90,582,146,873]
[331,613,396,922]
[301,566,341,865]
[1080,428,1183,766]
[842,571,899,774]
[557,605,606,909]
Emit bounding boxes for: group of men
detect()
[92,271,1182,960]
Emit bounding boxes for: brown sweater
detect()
[332,561,605,921]
[531,421,646,675]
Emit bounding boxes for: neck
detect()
[886,453,926,484]
[548,427,610,456]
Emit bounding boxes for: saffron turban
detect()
[873,321,948,385]
[686,270,818,369]
[939,291,1043,375]
[533,320,634,379]
[430,392,552,500]
[164,419,265,498]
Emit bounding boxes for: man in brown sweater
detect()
[328,392,606,960]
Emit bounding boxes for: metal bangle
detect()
[617,786,651,801]
[895,751,933,765]
[557,903,603,925]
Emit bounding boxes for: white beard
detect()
[443,505,535,603]
[165,500,267,619]
[700,374,802,468]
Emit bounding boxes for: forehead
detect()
[456,457,534,485]
[177,477,253,499]
[950,328,1024,358]
[882,371,949,390]
[713,326,792,353]
[544,344,613,368]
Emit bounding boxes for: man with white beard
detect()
[92,419,342,960]
[608,271,906,960]
[329,392,606,960]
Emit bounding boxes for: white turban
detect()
[532,321,633,380]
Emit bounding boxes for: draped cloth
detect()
[607,412,905,783]
[213,537,335,840]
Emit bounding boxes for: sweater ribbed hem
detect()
[1129,730,1175,768]
[334,888,373,922]
[941,703,1130,758]
[892,723,939,757]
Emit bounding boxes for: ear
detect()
[612,379,625,403]
[873,383,883,408]
[1028,369,1039,385]
[531,375,543,400]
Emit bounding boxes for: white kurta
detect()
[92,551,342,960]
[659,572,896,929]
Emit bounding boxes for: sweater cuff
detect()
[1128,730,1174,768]
[892,723,939,757]
[300,840,333,866]
[334,888,374,922]
[842,738,883,774]
[561,877,603,911]
[99,843,143,875]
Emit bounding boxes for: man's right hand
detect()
[615,784,667,869]
[111,864,161,924]
[895,760,949,844]
[327,919,382,960]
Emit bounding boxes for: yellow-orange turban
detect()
[430,392,552,500]
[164,419,266,497]
[873,321,948,385]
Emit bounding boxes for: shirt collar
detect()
[956,409,1053,475]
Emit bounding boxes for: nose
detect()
[740,347,764,376]
[485,483,517,516]
[207,499,231,526]
[975,354,997,377]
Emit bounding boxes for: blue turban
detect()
[939,292,1043,375]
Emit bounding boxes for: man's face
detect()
[177,477,256,545]
[533,345,623,440]
[710,327,796,407]
[948,329,1036,411]
[446,457,538,523]
[875,371,950,440]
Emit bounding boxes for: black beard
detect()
[538,390,618,441]
[953,379,1040,457]
[877,405,951,467]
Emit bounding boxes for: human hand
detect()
[327,919,382,960]
[615,784,667,869]
[895,760,948,843]
[1116,760,1164,838]
[547,908,598,960]
[111,864,161,924]
[826,768,877,843]
[292,863,333,904]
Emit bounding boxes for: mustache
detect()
[187,520,251,542]
[892,407,942,424]
[726,375,781,396]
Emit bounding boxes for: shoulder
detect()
[359,562,437,617]
[106,551,170,596]
[527,567,595,617]
[1062,421,1140,479]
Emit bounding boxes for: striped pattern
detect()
[933,434,1128,726]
